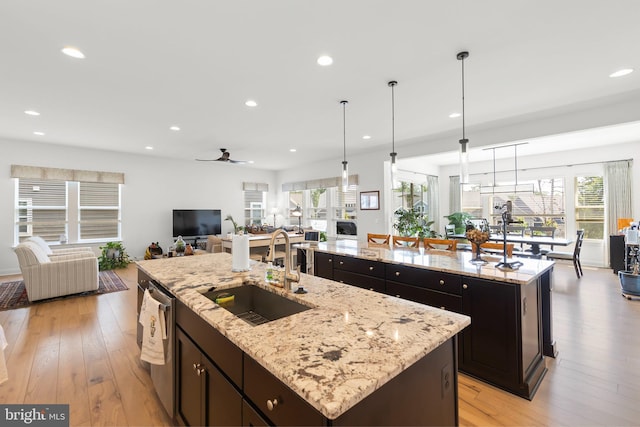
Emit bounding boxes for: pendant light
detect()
[479,142,535,194]
[388,80,398,188]
[340,100,349,192]
[457,51,470,184]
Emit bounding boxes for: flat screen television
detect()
[173,209,221,238]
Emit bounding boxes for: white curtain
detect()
[426,175,439,234]
[604,160,633,234]
[449,175,461,213]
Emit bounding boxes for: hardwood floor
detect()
[1,262,639,426]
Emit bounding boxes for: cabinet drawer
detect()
[333,255,385,278]
[244,355,324,426]
[385,264,462,295]
[176,299,243,388]
[387,281,463,313]
[333,270,386,293]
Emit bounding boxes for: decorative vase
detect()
[175,235,186,256]
[466,228,489,265]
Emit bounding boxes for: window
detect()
[243,182,268,227]
[575,176,604,239]
[288,186,357,235]
[244,190,266,226]
[491,178,566,238]
[14,178,121,244]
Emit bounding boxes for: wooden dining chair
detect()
[475,242,514,257]
[367,233,390,245]
[423,238,457,251]
[392,236,420,248]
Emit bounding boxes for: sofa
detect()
[13,241,99,302]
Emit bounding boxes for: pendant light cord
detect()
[461,56,466,141]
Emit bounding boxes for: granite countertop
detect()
[303,240,555,285]
[137,253,470,420]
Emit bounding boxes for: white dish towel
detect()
[0,323,8,385]
[139,289,167,365]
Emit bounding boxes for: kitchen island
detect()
[137,253,470,426]
[302,240,556,400]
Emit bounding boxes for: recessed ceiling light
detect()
[248,160,255,164]
[609,68,634,78]
[362,135,371,140]
[61,46,85,59]
[289,148,297,153]
[449,112,461,118]
[145,146,154,150]
[24,110,40,116]
[317,55,333,66]
[169,126,180,131]
[33,131,45,136]
[245,100,258,107]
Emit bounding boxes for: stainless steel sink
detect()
[203,285,312,326]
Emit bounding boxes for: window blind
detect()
[79,182,121,240]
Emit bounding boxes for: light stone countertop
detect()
[303,239,555,285]
[136,253,470,420]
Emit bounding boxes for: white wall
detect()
[1,138,277,275]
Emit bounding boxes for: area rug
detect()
[0,270,129,311]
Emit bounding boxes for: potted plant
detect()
[445,212,472,235]
[393,207,436,238]
[99,241,131,270]
[224,215,242,234]
[619,246,640,299]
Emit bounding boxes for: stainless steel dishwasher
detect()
[146,281,175,420]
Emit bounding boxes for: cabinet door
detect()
[314,252,333,280]
[203,356,243,427]
[176,328,204,426]
[460,277,519,388]
[242,399,270,427]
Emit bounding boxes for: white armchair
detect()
[14,241,99,302]
[26,236,95,258]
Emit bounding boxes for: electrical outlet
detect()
[441,364,452,398]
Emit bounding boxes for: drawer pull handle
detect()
[395,271,400,276]
[439,280,445,285]
[192,363,199,371]
[339,261,344,265]
[328,259,332,263]
[463,284,468,289]
[266,398,279,411]
[369,266,374,271]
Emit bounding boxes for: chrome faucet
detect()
[265,229,300,291]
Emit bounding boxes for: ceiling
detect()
[2,0,639,170]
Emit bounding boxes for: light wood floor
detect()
[1,262,639,426]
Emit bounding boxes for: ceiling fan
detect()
[196,148,247,164]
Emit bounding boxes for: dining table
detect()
[452,233,574,257]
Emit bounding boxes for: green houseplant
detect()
[393,207,436,238]
[224,215,242,234]
[445,212,473,234]
[99,241,131,270]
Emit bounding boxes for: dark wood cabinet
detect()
[314,252,334,280]
[176,327,242,426]
[460,276,546,399]
[242,399,270,427]
[312,249,548,400]
[244,355,325,426]
[610,234,626,273]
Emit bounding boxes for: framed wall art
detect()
[360,191,380,210]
